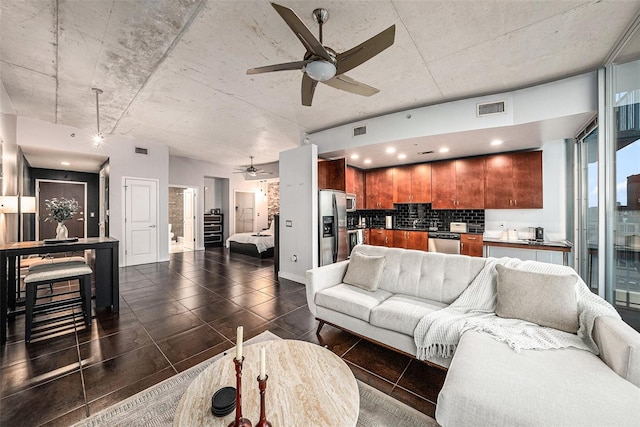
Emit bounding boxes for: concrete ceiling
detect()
[1,0,639,169]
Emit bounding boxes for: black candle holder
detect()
[256,375,272,427]
[228,357,252,427]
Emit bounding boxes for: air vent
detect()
[418,151,434,155]
[353,125,367,137]
[477,100,506,116]
[135,147,148,155]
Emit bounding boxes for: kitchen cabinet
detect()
[485,151,542,209]
[365,168,394,209]
[318,158,346,191]
[369,229,393,247]
[393,163,431,203]
[460,233,483,257]
[346,166,365,208]
[363,229,370,245]
[431,157,485,209]
[393,230,428,251]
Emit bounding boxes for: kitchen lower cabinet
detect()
[369,229,393,247]
[393,230,428,251]
[460,233,483,257]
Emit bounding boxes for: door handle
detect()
[149,225,156,228]
[77,218,84,221]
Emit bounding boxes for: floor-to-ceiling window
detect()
[611,60,640,311]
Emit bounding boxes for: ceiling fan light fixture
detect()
[305,60,336,82]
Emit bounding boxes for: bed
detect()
[225,222,275,258]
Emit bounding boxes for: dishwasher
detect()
[428,232,461,254]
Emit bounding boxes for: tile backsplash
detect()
[348,203,484,233]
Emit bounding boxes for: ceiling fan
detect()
[233,156,273,177]
[247,3,395,106]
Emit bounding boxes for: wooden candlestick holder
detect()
[256,375,272,427]
[228,357,252,427]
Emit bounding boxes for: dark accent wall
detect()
[26,168,100,238]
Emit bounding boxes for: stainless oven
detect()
[347,229,364,254]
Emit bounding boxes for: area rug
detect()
[72,331,438,427]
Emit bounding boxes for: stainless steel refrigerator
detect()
[319,190,348,266]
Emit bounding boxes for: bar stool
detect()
[24,264,93,342]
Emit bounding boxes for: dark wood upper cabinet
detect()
[318,159,346,192]
[485,151,542,209]
[393,163,431,203]
[432,158,485,209]
[365,168,394,209]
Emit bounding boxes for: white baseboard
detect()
[278,271,305,285]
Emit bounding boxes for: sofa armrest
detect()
[305,260,350,316]
[593,315,640,388]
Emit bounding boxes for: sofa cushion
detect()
[351,245,485,303]
[593,315,640,387]
[370,295,446,336]
[495,264,579,333]
[343,252,386,291]
[314,284,392,322]
[436,331,640,427]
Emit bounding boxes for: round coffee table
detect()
[173,339,359,426]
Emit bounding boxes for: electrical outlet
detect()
[499,221,506,228]
[290,254,297,262]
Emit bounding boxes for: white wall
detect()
[169,155,268,249]
[16,117,170,265]
[278,144,317,284]
[485,139,569,241]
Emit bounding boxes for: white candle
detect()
[236,326,243,360]
[260,346,266,380]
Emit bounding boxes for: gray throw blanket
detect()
[414,257,620,360]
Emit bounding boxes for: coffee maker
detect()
[535,227,544,242]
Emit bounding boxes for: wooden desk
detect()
[0,237,119,345]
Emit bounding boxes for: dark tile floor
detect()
[0,248,446,426]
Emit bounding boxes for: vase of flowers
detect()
[45,197,79,239]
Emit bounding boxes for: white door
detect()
[183,188,195,250]
[125,178,158,265]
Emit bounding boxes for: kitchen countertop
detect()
[483,237,573,251]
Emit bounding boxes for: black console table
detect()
[0,237,119,345]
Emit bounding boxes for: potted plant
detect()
[45,197,79,239]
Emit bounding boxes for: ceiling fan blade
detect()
[322,75,379,97]
[301,73,318,106]
[271,3,332,62]
[336,25,396,75]
[247,60,311,75]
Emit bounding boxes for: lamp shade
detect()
[0,196,19,213]
[305,60,336,82]
[20,196,37,213]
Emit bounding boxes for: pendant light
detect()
[91,87,104,148]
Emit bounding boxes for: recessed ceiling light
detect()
[61,161,70,166]
[439,147,450,153]
[386,147,396,154]
[350,154,359,160]
[398,153,407,159]
[491,139,503,146]
[364,159,372,164]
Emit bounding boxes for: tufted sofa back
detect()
[351,244,487,304]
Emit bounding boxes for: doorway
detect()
[124,177,158,266]
[234,191,255,233]
[168,186,197,253]
[36,179,87,240]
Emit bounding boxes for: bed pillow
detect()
[343,252,386,292]
[495,264,579,334]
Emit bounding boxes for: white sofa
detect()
[305,244,640,426]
